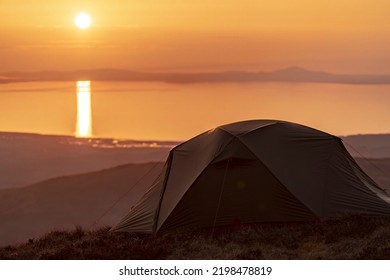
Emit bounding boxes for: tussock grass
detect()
[1,216,390,260]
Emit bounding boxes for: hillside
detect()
[0,157,389,247]
[342,134,390,158]
[0,131,389,248]
[0,162,164,246]
[0,132,176,189]
[1,216,389,259]
[355,158,390,189]
[1,131,390,191]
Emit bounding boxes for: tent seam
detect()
[153,152,174,234]
[218,122,278,137]
[156,130,236,232]
[233,135,318,218]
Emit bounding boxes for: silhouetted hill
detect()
[0,162,164,246]
[2,67,390,84]
[0,132,176,189]
[355,158,390,190]
[342,134,390,158]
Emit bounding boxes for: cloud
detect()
[15,40,119,50]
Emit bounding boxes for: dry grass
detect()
[1,216,389,260]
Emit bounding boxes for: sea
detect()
[1,81,390,140]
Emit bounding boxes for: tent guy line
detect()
[89,153,169,230]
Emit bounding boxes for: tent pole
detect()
[152,152,174,236]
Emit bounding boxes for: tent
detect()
[113,120,390,234]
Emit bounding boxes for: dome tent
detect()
[113,120,390,234]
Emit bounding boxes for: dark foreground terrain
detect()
[1,216,389,260]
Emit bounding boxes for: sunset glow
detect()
[76,81,92,137]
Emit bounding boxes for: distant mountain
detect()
[0,132,177,190]
[342,134,390,158]
[2,67,390,84]
[355,158,390,190]
[0,162,164,246]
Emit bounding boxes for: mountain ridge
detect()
[2,67,390,84]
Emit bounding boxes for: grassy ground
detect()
[1,216,389,260]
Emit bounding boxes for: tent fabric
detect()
[112,120,390,234]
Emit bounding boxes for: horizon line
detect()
[2,66,390,85]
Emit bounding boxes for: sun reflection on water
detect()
[75,81,92,137]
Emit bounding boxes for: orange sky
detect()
[1,0,390,73]
[1,1,390,139]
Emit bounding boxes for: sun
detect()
[74,12,91,29]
